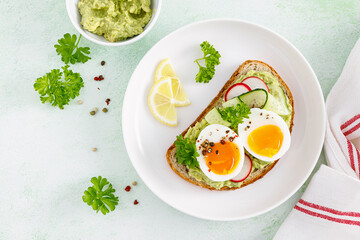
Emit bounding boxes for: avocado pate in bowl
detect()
[66,0,162,46]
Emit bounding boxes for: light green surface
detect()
[1,0,360,239]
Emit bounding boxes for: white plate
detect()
[122,19,326,221]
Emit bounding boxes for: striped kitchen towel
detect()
[274,165,360,239]
[275,38,360,239]
[324,36,360,179]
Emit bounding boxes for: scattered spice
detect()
[93,107,98,112]
[125,185,131,192]
[202,150,207,156]
[101,60,105,66]
[249,121,252,124]
[215,150,219,155]
[90,111,96,116]
[220,139,225,145]
[94,75,104,81]
[97,87,100,90]
[209,161,212,165]
[209,142,214,147]
[207,148,212,153]
[132,181,137,186]
[134,200,139,205]
[77,100,83,105]
[102,108,108,113]
[105,98,111,105]
[225,130,230,134]
[229,137,234,142]
[92,147,97,152]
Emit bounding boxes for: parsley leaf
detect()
[34,65,84,109]
[175,135,199,169]
[55,33,91,64]
[194,41,221,83]
[218,101,251,131]
[82,176,119,215]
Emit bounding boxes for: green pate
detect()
[78,0,152,42]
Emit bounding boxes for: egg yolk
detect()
[205,142,240,175]
[247,125,283,157]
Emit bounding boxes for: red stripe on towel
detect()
[347,139,356,172]
[343,122,360,136]
[299,199,360,217]
[341,114,360,130]
[357,149,360,176]
[294,205,360,227]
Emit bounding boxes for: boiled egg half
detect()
[196,124,245,181]
[238,108,291,162]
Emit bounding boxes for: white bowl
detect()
[66,0,162,47]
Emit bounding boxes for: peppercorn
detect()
[125,186,131,192]
[134,200,139,205]
[202,150,207,156]
[207,148,212,153]
[216,150,219,155]
[220,139,225,145]
[209,142,215,147]
[132,181,137,186]
[101,61,105,66]
[92,147,97,152]
[90,111,96,116]
[229,137,234,142]
[102,108,108,113]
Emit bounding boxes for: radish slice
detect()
[242,77,269,92]
[225,83,251,101]
[231,154,252,182]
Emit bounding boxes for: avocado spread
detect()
[78,0,152,42]
[184,71,292,189]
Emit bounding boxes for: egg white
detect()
[238,108,291,162]
[196,124,245,182]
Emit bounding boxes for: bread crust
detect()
[166,60,294,190]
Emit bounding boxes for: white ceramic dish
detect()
[66,0,162,47]
[122,19,326,221]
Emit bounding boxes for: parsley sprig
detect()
[55,33,91,64]
[194,41,221,83]
[175,135,199,169]
[82,176,119,215]
[34,65,84,109]
[218,101,251,131]
[34,33,91,109]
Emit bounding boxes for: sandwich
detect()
[166,60,294,190]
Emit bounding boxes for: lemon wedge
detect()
[158,77,190,106]
[155,58,178,83]
[148,78,177,126]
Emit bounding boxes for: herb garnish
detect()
[82,176,119,215]
[218,101,251,131]
[34,33,91,109]
[175,135,199,169]
[55,33,91,64]
[34,65,84,109]
[194,41,221,83]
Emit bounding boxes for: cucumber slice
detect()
[204,108,231,127]
[222,97,241,108]
[238,89,268,108]
[263,94,291,115]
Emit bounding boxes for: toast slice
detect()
[166,60,294,190]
